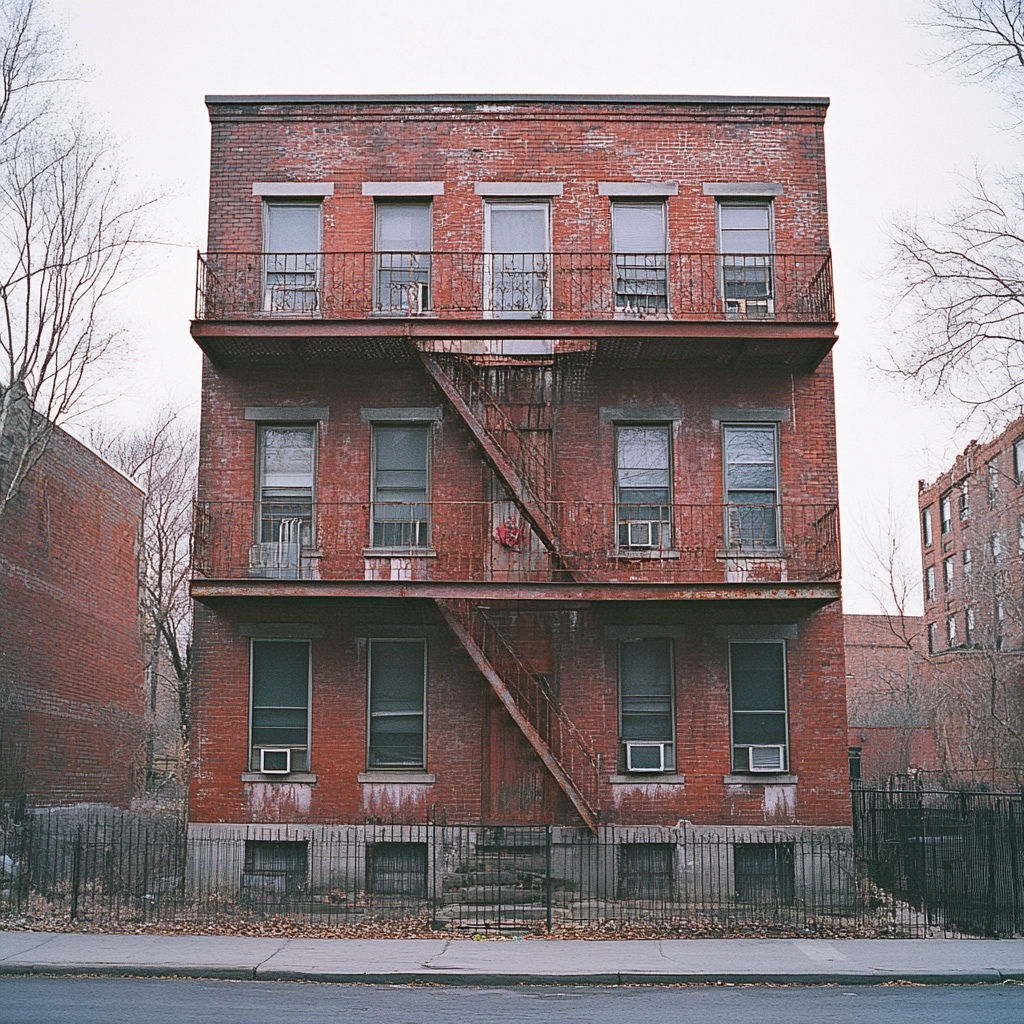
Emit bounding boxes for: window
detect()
[922,505,933,548]
[249,640,311,772]
[263,200,322,312]
[927,622,937,654]
[618,639,674,771]
[946,615,957,648]
[959,483,969,521]
[242,840,308,897]
[484,202,550,318]
[611,201,667,314]
[375,201,431,313]
[925,566,936,602]
[615,425,671,549]
[1015,437,1024,484]
[371,425,429,548]
[367,639,426,769]
[366,842,428,896]
[718,201,773,317]
[988,462,999,510]
[254,425,315,578]
[966,607,975,645]
[943,557,954,592]
[723,424,778,549]
[848,746,862,781]
[940,493,952,535]
[963,548,972,578]
[730,641,788,773]
[1018,517,1024,555]
[618,843,675,898]
[734,843,794,905]
[991,533,1003,560]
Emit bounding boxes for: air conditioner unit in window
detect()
[626,521,660,548]
[626,742,666,772]
[725,298,773,318]
[748,745,786,773]
[260,748,292,774]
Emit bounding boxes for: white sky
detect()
[48,0,1019,614]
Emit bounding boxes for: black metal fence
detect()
[2,791,1022,936]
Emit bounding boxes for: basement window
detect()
[734,843,794,905]
[618,843,675,899]
[366,842,428,896]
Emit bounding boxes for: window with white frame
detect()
[966,607,975,644]
[730,641,788,773]
[250,640,311,772]
[618,639,674,772]
[963,548,972,578]
[959,483,969,521]
[947,615,957,648]
[724,424,779,549]
[611,201,668,314]
[1018,517,1024,555]
[616,425,671,549]
[484,202,550,318]
[374,201,432,313]
[1015,437,1024,484]
[922,505,933,547]
[263,199,322,312]
[943,556,954,592]
[925,566,936,602]
[254,425,315,578]
[367,639,426,769]
[718,201,773,317]
[928,622,937,654]
[940,493,952,535]
[371,424,429,548]
[991,533,1003,560]
[988,462,1000,510]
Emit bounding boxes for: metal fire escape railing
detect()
[415,349,575,579]
[434,599,600,831]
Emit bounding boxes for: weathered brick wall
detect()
[0,428,146,809]
[191,597,849,827]
[205,98,829,256]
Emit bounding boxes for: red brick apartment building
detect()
[917,416,1024,783]
[189,95,849,856]
[0,416,146,815]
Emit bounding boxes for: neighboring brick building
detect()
[0,412,146,813]
[843,614,937,784]
[189,95,849,858]
[917,416,1024,783]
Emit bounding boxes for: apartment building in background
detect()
[188,94,849,888]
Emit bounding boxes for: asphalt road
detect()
[1,978,1024,1024]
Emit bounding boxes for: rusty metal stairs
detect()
[435,598,600,832]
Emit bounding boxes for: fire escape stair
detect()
[415,349,574,579]
[435,598,600,833]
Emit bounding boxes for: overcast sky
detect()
[48,0,1019,614]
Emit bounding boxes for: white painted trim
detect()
[252,182,334,196]
[475,182,563,196]
[599,182,678,196]
[703,182,783,197]
[362,181,444,196]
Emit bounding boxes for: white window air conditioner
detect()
[725,298,773,318]
[260,748,292,774]
[626,742,666,772]
[748,745,786,773]
[626,521,660,548]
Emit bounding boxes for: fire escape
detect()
[416,348,600,830]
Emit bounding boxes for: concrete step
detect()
[441,885,548,905]
[443,870,517,888]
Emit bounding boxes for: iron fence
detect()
[192,500,841,584]
[195,251,834,323]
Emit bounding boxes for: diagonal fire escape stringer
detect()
[415,349,574,579]
[435,598,600,832]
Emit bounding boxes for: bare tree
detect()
[887,2,1024,428]
[92,409,198,800]
[0,0,154,520]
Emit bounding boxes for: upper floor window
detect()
[987,462,1000,510]
[375,200,432,314]
[958,483,969,521]
[991,532,1003,560]
[922,505,933,548]
[723,424,778,550]
[371,424,429,549]
[250,639,311,773]
[946,615,957,648]
[1015,437,1024,484]
[618,639,674,772]
[253,425,315,578]
[615,425,671,550]
[730,641,788,773]
[927,622,937,654]
[611,201,667,315]
[367,639,426,769]
[943,556,954,592]
[963,548,972,577]
[263,199,322,313]
[940,493,952,535]
[925,565,936,602]
[718,201,773,318]
[484,202,550,318]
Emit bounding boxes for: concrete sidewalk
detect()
[1,931,1024,985]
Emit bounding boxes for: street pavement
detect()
[1,931,1023,985]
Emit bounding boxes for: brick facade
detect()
[190,95,849,831]
[0,423,146,811]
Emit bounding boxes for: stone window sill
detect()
[716,549,786,560]
[362,547,438,558]
[241,773,317,783]
[358,771,436,784]
[608,773,685,784]
[724,774,798,785]
[606,549,680,561]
